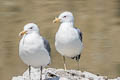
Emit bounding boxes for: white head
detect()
[19,23,40,36]
[53,11,74,23]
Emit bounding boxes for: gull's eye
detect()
[63,16,66,18]
[30,27,33,29]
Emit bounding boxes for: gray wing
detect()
[72,27,83,60]
[74,27,82,42]
[42,37,51,56]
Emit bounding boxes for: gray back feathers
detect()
[42,37,51,56]
[74,27,83,42]
[71,27,83,60]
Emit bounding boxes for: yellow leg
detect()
[63,56,67,70]
[77,59,80,70]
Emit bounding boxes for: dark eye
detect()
[30,27,33,29]
[63,16,66,18]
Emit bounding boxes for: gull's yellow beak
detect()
[19,30,27,36]
[53,17,60,23]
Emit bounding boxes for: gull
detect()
[19,23,51,80]
[53,11,83,70]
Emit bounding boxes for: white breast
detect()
[19,33,50,68]
[55,23,83,58]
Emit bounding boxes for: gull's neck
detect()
[24,31,40,37]
[34,31,40,34]
[60,22,74,28]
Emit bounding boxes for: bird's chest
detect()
[55,26,81,54]
[19,35,44,55]
[56,27,78,44]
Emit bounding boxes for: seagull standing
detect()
[53,11,83,70]
[19,23,51,80]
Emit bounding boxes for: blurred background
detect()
[0,0,120,80]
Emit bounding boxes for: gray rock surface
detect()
[12,67,120,80]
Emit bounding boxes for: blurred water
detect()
[0,0,120,80]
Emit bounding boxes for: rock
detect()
[12,67,119,80]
